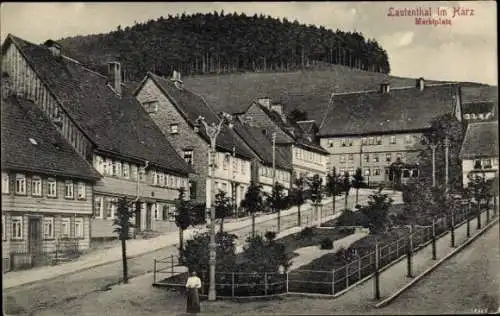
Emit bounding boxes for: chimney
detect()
[380,82,390,94]
[416,77,425,91]
[108,62,122,96]
[257,97,271,109]
[43,40,62,57]
[171,70,183,89]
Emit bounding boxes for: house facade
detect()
[460,121,499,187]
[134,72,255,211]
[2,34,193,240]
[238,98,329,183]
[318,79,463,185]
[1,91,101,271]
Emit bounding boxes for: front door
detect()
[28,217,42,266]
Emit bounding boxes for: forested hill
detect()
[57,11,391,81]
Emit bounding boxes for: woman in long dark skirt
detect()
[185,271,201,314]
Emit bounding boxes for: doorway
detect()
[28,216,42,266]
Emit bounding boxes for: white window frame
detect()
[123,163,130,178]
[328,140,334,147]
[31,176,42,196]
[95,155,104,174]
[142,100,159,113]
[348,154,354,161]
[94,196,103,219]
[154,203,161,220]
[74,218,84,238]
[364,154,369,163]
[223,155,230,170]
[105,159,113,176]
[241,161,246,174]
[152,170,158,185]
[139,167,146,182]
[2,172,9,194]
[376,136,382,145]
[77,182,86,199]
[60,217,71,237]
[47,178,57,197]
[105,198,115,219]
[43,217,55,239]
[386,153,392,162]
[131,165,138,180]
[2,215,6,240]
[373,154,379,163]
[405,135,412,144]
[11,216,23,240]
[65,181,74,198]
[374,168,381,176]
[15,173,26,195]
[159,173,165,187]
[339,155,346,163]
[170,124,179,134]
[390,135,396,144]
[183,150,194,165]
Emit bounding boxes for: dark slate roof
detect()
[5,34,192,175]
[143,72,254,159]
[232,120,292,171]
[462,101,497,114]
[1,95,101,181]
[318,84,459,136]
[460,121,498,159]
[296,120,317,135]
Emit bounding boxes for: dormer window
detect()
[142,100,158,113]
[170,124,179,134]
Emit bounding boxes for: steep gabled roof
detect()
[232,120,292,171]
[319,84,459,136]
[296,120,318,135]
[4,34,192,175]
[460,121,498,159]
[1,95,101,181]
[140,72,254,159]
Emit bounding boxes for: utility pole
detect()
[431,144,437,187]
[272,132,276,185]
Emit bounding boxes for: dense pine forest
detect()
[58,11,391,81]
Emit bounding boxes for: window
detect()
[47,178,57,197]
[390,136,396,144]
[159,173,165,187]
[105,198,114,219]
[368,137,374,145]
[94,196,103,218]
[396,153,402,161]
[168,175,173,187]
[11,216,23,240]
[115,162,122,177]
[364,168,371,176]
[2,215,5,240]
[373,154,379,163]
[142,100,158,113]
[139,167,146,181]
[60,217,71,237]
[154,203,161,220]
[339,168,345,175]
[130,165,138,180]
[483,159,492,169]
[44,217,54,239]
[77,182,86,199]
[474,159,482,169]
[74,218,84,238]
[175,177,179,188]
[411,169,419,177]
[405,135,412,144]
[328,140,334,148]
[180,149,194,165]
[376,136,382,145]
[339,155,346,163]
[15,174,26,195]
[123,163,130,178]
[386,153,392,162]
[152,171,158,185]
[190,181,197,200]
[170,124,179,134]
[364,154,369,163]
[348,168,354,175]
[31,176,42,196]
[65,181,74,198]
[348,154,354,161]
[361,138,367,145]
[2,172,9,194]
[223,155,230,170]
[241,161,246,174]
[374,169,381,176]
[95,155,104,174]
[403,169,410,178]
[348,139,353,146]
[341,138,346,147]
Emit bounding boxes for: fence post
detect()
[286,272,289,293]
[264,272,268,295]
[407,233,413,278]
[450,210,455,248]
[432,219,437,260]
[374,245,380,300]
[396,239,399,258]
[331,269,335,295]
[467,202,471,238]
[477,202,482,230]
[170,254,174,277]
[358,258,361,281]
[153,259,157,284]
[486,200,490,223]
[231,272,235,297]
[494,193,498,217]
[346,264,349,288]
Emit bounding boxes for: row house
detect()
[237,98,330,183]
[1,34,194,240]
[134,72,255,212]
[232,118,293,194]
[318,78,464,185]
[460,121,499,187]
[1,92,101,271]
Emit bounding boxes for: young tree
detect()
[359,188,394,234]
[214,189,233,233]
[112,197,136,284]
[341,172,352,209]
[175,187,192,253]
[289,176,307,226]
[308,174,323,224]
[325,168,342,215]
[266,182,288,232]
[240,181,264,237]
[351,168,366,205]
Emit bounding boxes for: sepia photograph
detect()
[1,1,498,315]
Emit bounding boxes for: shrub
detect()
[319,237,333,249]
[299,227,314,240]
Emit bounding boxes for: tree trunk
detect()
[355,188,359,205]
[277,209,281,232]
[345,193,348,209]
[179,228,184,253]
[219,218,224,234]
[121,238,128,284]
[332,193,336,215]
[252,213,256,237]
[298,205,302,226]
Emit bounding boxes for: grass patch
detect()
[278,227,355,255]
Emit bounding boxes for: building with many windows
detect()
[460,121,499,187]
[1,34,193,240]
[1,91,101,271]
[134,72,255,211]
[318,79,463,185]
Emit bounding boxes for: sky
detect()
[1,1,497,85]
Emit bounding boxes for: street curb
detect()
[375,216,499,308]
